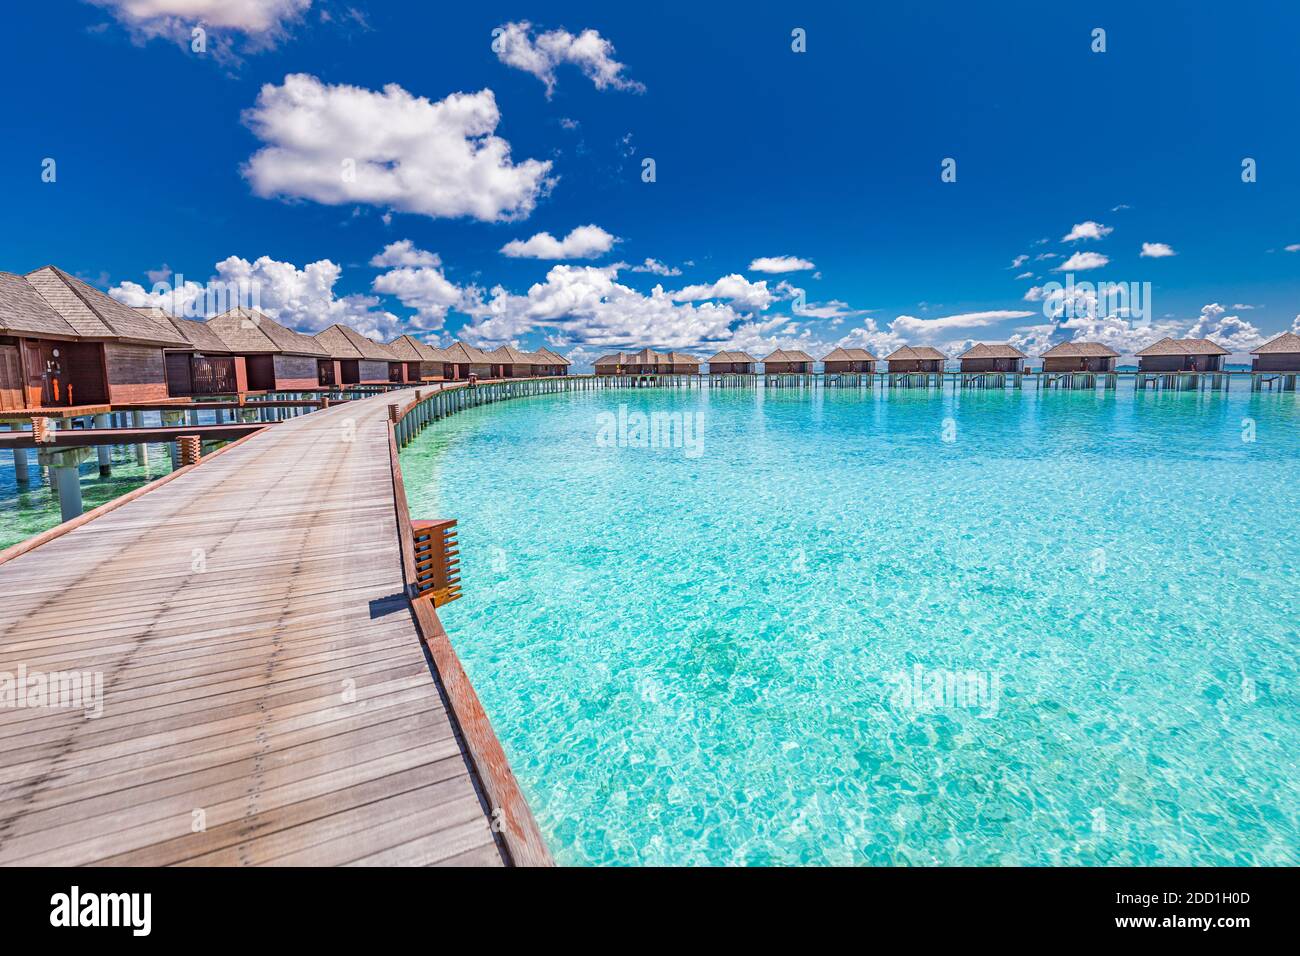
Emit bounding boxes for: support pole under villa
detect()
[161,410,185,468]
[6,423,31,485]
[131,409,149,466]
[93,413,112,477]
[38,446,92,522]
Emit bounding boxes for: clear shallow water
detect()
[402,385,1300,865]
[0,409,242,551]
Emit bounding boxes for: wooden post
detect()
[411,519,461,605]
[37,446,92,522]
[161,410,185,468]
[93,413,112,476]
[178,434,201,467]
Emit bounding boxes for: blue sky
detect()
[3,1,1299,367]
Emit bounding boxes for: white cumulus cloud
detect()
[671,274,775,311]
[1055,251,1110,271]
[241,74,554,222]
[500,225,618,259]
[371,258,465,332]
[1140,242,1177,258]
[748,256,815,273]
[890,310,1035,338]
[1185,303,1266,352]
[459,264,745,349]
[628,258,681,276]
[111,253,402,339]
[369,239,441,268]
[1062,221,1113,242]
[88,0,310,36]
[493,21,644,97]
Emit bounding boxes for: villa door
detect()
[38,342,68,406]
[0,345,23,410]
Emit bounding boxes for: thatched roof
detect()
[207,308,329,357]
[0,271,80,338]
[1251,331,1300,355]
[592,348,697,366]
[443,341,493,364]
[0,266,187,346]
[313,324,395,361]
[957,342,1027,360]
[762,348,814,362]
[1039,341,1120,358]
[886,345,947,361]
[1135,337,1229,357]
[708,349,757,363]
[136,309,234,353]
[821,346,878,362]
[487,345,538,365]
[536,347,571,366]
[387,334,452,362]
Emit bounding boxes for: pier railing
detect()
[384,378,555,868]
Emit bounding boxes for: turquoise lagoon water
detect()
[0,408,244,552]
[401,385,1299,865]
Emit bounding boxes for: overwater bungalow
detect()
[762,349,814,374]
[0,265,186,411]
[1039,341,1120,373]
[387,334,453,382]
[957,343,1027,373]
[531,347,571,376]
[591,348,696,375]
[313,324,398,386]
[487,345,539,378]
[885,345,946,373]
[821,347,877,373]
[1135,337,1228,373]
[707,350,757,374]
[1250,332,1300,372]
[665,352,702,374]
[143,308,241,397]
[443,341,494,380]
[207,308,330,391]
[593,351,632,375]
[627,348,669,374]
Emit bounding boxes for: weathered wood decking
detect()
[0,387,508,866]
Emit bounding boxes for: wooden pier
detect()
[0,384,551,867]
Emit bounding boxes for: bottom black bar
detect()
[0,866,1286,942]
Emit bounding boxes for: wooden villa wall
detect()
[1252,354,1300,372]
[350,359,384,382]
[69,342,111,403]
[1139,355,1224,373]
[165,351,193,396]
[889,359,944,373]
[1043,357,1116,373]
[825,360,874,373]
[273,353,320,389]
[765,361,811,374]
[101,342,164,403]
[0,342,22,410]
[961,358,1023,373]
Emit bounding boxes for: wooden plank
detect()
[0,387,509,867]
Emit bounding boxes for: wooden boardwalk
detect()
[0,387,507,866]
